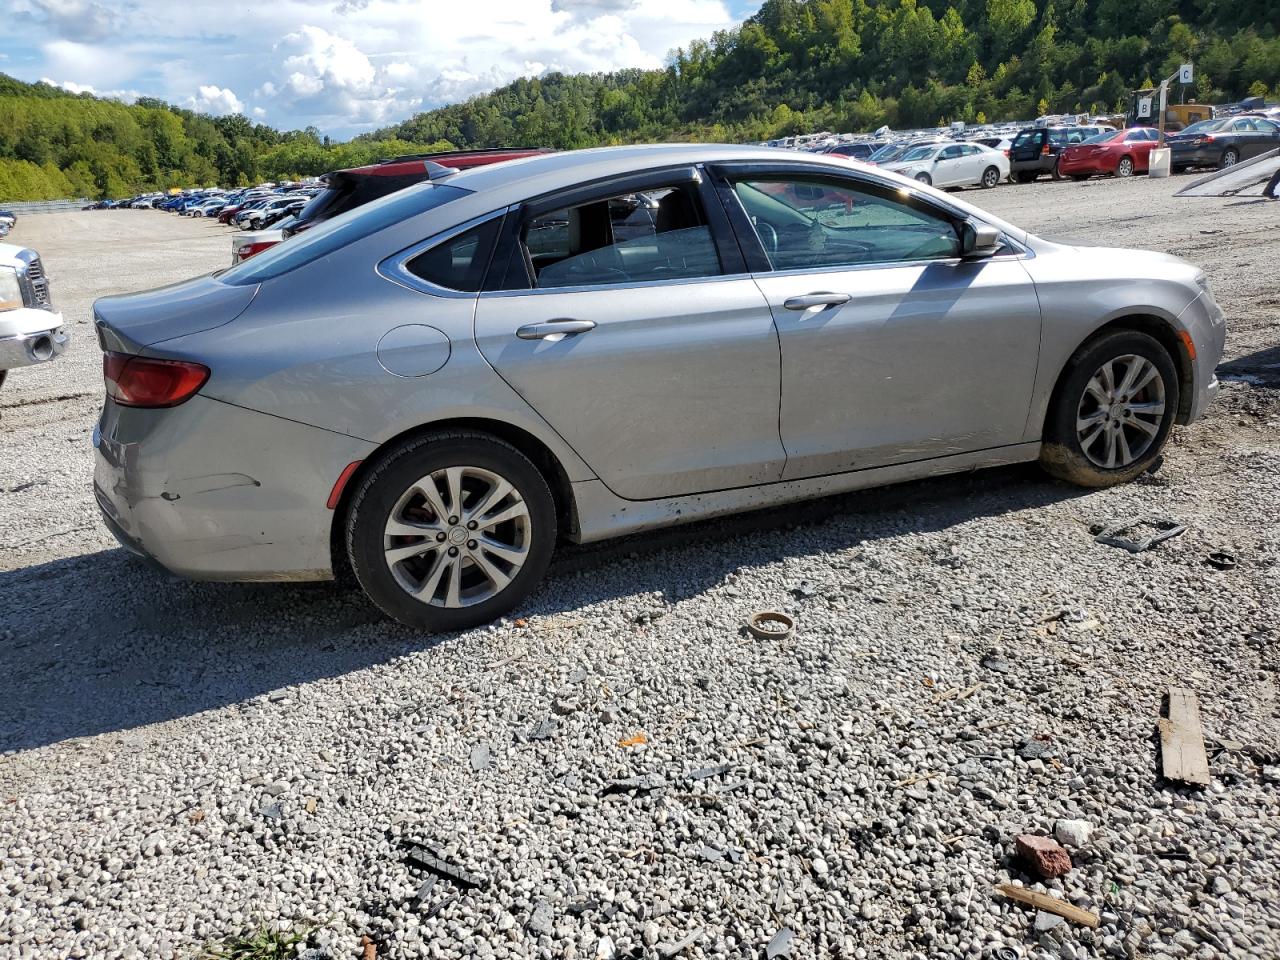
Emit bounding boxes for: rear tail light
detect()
[1041,144,1052,155]
[103,352,209,408]
[1003,149,1010,157]
[235,240,278,262]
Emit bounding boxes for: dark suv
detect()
[1009,126,1112,182]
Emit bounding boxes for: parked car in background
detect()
[1008,126,1113,181]
[239,196,308,230]
[0,210,14,238]
[823,142,886,161]
[0,241,66,392]
[92,144,1224,631]
[1058,127,1160,180]
[882,141,1008,188]
[1167,116,1280,171]
[865,139,944,166]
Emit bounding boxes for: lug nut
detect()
[449,516,459,525]
[467,520,478,530]
[436,532,447,542]
[467,540,477,550]
[448,546,459,557]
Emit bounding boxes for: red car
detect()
[1057,127,1160,180]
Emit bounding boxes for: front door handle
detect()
[516,319,597,340]
[783,292,851,311]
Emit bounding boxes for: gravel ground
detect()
[1,177,1277,960]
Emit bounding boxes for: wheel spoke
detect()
[413,477,450,524]
[465,477,513,523]
[468,547,512,593]
[1085,375,1110,404]
[1098,361,1117,397]
[1116,356,1146,397]
[444,554,463,607]
[1116,428,1133,464]
[413,551,451,601]
[1104,428,1118,468]
[444,467,465,520]
[386,541,438,565]
[385,517,444,538]
[1127,399,1164,415]
[1080,424,1105,452]
[1076,410,1106,433]
[1126,414,1160,437]
[477,501,529,531]
[477,536,528,565]
[1129,364,1160,395]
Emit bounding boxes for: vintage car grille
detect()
[17,249,53,311]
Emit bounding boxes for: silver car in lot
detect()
[92,144,1225,629]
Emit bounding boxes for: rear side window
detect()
[520,185,722,289]
[221,183,470,285]
[405,218,502,292]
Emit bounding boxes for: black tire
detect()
[346,432,557,630]
[1116,156,1134,178]
[915,172,932,185]
[0,369,6,391]
[1050,160,1064,181]
[1171,165,1188,174]
[1040,331,1179,488]
[1070,174,1091,181]
[1015,171,1038,184]
[1219,148,1239,169]
[981,166,1000,188]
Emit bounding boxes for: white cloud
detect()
[188,84,245,115]
[15,0,122,42]
[40,76,143,103]
[251,106,267,119]
[3,0,740,137]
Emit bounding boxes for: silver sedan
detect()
[92,145,1225,629]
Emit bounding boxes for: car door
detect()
[710,164,1043,479]
[472,168,786,501]
[932,145,965,186]
[1127,129,1155,170]
[958,144,988,183]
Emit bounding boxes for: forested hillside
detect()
[0,74,448,201]
[371,0,1279,147]
[2,0,1277,199]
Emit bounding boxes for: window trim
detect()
[481,164,748,295]
[377,208,509,298]
[705,160,1021,275]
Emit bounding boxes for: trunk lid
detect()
[94,274,258,354]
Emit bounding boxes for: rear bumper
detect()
[1168,146,1217,166]
[93,393,375,581]
[1010,157,1055,175]
[1057,156,1109,175]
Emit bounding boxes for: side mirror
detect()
[960,220,1001,259]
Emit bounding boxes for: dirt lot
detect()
[1,178,1277,960]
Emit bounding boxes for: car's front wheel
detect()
[915,172,932,185]
[1040,331,1179,488]
[346,432,556,630]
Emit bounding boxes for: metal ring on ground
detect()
[745,610,795,640]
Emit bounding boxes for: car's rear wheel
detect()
[0,370,7,391]
[1051,160,1064,181]
[1015,171,1038,184]
[1219,148,1239,169]
[1116,156,1134,178]
[981,166,1000,188]
[346,432,556,630]
[915,172,932,185]
[1040,331,1179,488]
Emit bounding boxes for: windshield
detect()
[898,146,937,162]
[1181,119,1228,135]
[868,142,910,163]
[221,181,471,285]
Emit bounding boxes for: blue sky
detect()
[4,0,762,138]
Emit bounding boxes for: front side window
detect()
[521,185,722,289]
[730,176,961,271]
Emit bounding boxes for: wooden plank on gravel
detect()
[1158,686,1211,787]
[995,884,1100,928]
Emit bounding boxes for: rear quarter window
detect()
[221,183,470,285]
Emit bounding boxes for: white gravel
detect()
[1,178,1278,960]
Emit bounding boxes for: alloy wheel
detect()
[1075,354,1167,469]
[382,465,531,607]
[1117,157,1133,177]
[982,167,999,188]
[1221,149,1238,168]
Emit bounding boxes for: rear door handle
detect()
[516,319,597,340]
[783,292,851,311]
